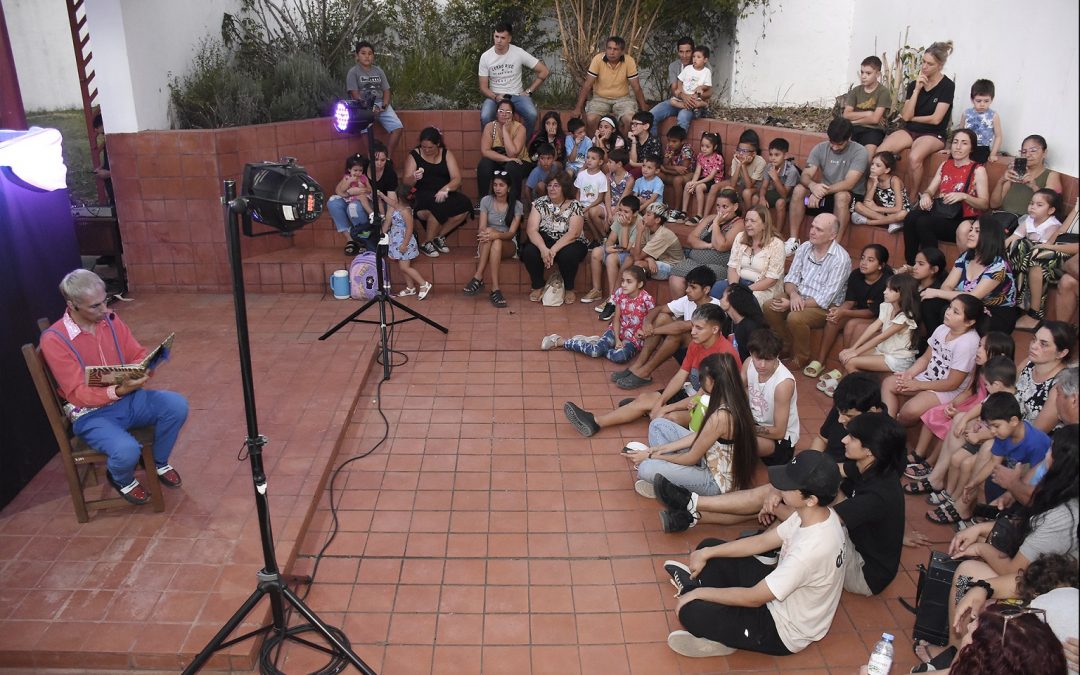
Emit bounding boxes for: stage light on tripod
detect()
[332,99,376,134]
[239,158,324,235]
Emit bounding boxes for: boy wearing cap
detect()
[663,450,846,657]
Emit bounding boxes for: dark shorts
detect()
[764,188,785,208]
[804,194,836,215]
[762,438,794,466]
[906,129,945,143]
[852,127,886,147]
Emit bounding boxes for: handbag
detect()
[898,550,963,646]
[987,517,1021,557]
[541,271,565,307]
[929,163,976,220]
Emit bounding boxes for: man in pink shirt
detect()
[40,270,187,504]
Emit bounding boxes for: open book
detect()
[85,333,175,387]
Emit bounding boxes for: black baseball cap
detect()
[767,450,841,496]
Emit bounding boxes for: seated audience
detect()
[806,243,891,381]
[519,172,588,303]
[613,264,718,390]
[720,129,768,213]
[877,41,956,198]
[810,372,887,463]
[347,41,405,157]
[712,205,786,305]
[680,132,725,222]
[839,272,921,375]
[625,352,756,497]
[718,283,766,363]
[462,172,522,308]
[41,270,188,504]
[477,98,530,201]
[661,450,844,658]
[1015,321,1075,432]
[581,195,641,307]
[328,153,374,253]
[762,214,851,371]
[919,214,1017,335]
[842,55,892,158]
[787,118,869,250]
[742,328,799,465]
[591,115,626,157]
[477,22,548,134]
[564,117,592,177]
[668,186,744,298]
[629,202,685,291]
[851,151,909,232]
[1010,192,1077,328]
[659,125,696,199]
[959,78,1004,164]
[527,111,567,164]
[605,148,635,216]
[881,293,984,428]
[524,143,560,205]
[576,147,609,241]
[631,156,664,212]
[572,36,647,135]
[626,110,661,179]
[754,138,799,237]
[562,304,737,437]
[649,45,713,135]
[901,128,989,265]
[403,127,473,257]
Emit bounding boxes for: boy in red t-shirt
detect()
[564,304,739,437]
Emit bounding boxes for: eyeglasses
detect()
[735,148,752,154]
[999,605,1047,647]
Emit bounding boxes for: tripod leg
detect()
[280,584,377,674]
[318,297,379,340]
[386,297,449,334]
[182,585,268,674]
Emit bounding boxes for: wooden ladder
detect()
[65,0,106,204]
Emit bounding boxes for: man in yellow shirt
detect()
[572,36,648,137]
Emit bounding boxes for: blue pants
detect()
[564,329,638,364]
[635,418,723,495]
[650,99,696,136]
[74,389,189,486]
[327,195,369,234]
[709,276,751,300]
[480,95,538,135]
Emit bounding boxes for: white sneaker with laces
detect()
[888,222,904,234]
[540,334,562,351]
[783,237,800,256]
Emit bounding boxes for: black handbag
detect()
[899,550,963,646]
[987,517,1021,557]
[929,163,976,220]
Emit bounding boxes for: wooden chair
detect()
[22,320,165,523]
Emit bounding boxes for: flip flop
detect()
[820,376,840,398]
[820,369,842,382]
[802,361,825,378]
[529,288,544,302]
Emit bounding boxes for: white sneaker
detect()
[634,479,656,499]
[888,222,904,234]
[783,237,800,256]
[667,630,736,658]
[540,334,562,351]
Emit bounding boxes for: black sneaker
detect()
[598,302,616,322]
[663,560,701,597]
[659,508,697,533]
[420,241,440,257]
[344,241,360,256]
[654,474,692,512]
[563,402,600,437]
[433,236,450,254]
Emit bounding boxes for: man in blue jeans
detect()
[41,270,188,505]
[477,22,549,135]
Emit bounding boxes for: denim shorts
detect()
[653,260,673,279]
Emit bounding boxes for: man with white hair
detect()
[762,214,851,370]
[40,270,188,505]
[1051,366,1079,427]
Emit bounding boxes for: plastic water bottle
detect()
[866,633,894,675]
[689,394,710,432]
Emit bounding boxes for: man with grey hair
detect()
[763,213,851,370]
[1051,366,1078,427]
[40,270,188,505]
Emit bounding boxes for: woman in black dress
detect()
[402,127,473,257]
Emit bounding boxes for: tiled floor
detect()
[2,286,967,673]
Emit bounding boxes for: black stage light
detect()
[239,158,324,236]
[332,98,376,134]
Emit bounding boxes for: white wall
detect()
[730,0,1080,174]
[730,0,856,107]
[85,0,240,132]
[4,0,83,111]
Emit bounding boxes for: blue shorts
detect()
[653,260,673,280]
[375,105,404,133]
[602,250,630,265]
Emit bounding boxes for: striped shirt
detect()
[785,240,851,308]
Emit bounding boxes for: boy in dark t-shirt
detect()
[811,373,886,463]
[564,304,737,437]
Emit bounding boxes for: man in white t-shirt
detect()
[477,21,549,134]
[650,46,713,135]
[663,450,846,658]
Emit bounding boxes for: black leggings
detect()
[902,208,963,265]
[519,232,589,290]
[677,538,792,656]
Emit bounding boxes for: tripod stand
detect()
[182,181,376,675]
[318,125,447,380]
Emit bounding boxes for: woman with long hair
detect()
[403,126,474,257]
[624,353,758,501]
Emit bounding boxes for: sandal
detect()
[903,478,936,495]
[926,490,953,506]
[803,361,825,378]
[463,277,484,295]
[926,502,965,525]
[397,286,417,297]
[529,288,544,302]
[820,376,839,398]
[490,289,507,308]
[820,368,842,382]
[912,642,957,672]
[904,460,933,479]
